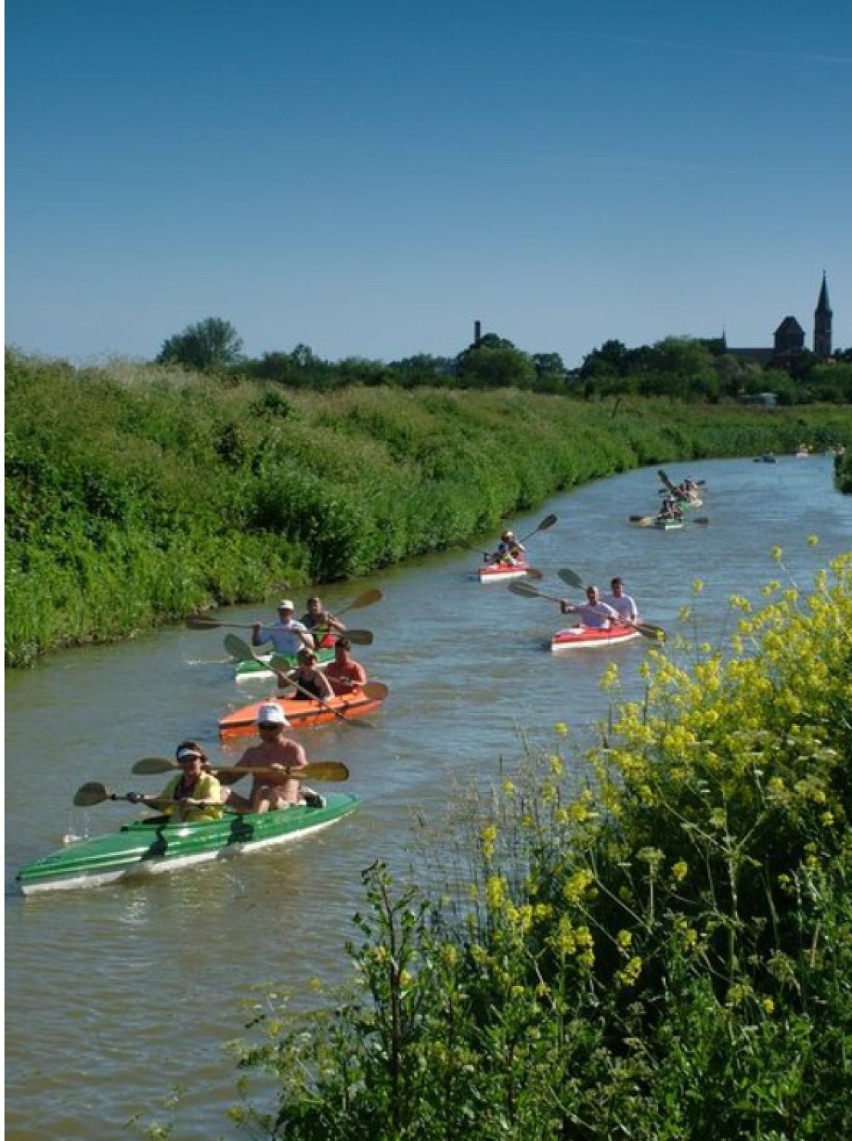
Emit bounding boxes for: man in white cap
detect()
[218,702,324,811]
[251,599,315,657]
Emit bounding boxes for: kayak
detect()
[653,517,684,530]
[219,690,383,739]
[550,624,642,652]
[235,645,334,682]
[16,794,360,896]
[476,561,533,584]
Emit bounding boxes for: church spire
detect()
[814,272,832,357]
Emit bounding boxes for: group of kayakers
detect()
[138,595,370,824]
[559,578,639,629]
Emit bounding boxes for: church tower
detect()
[814,272,832,358]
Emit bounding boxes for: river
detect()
[4,454,851,1139]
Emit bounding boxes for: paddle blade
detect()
[362,681,389,700]
[73,781,110,807]
[224,633,257,662]
[538,513,558,531]
[557,568,584,590]
[342,629,374,645]
[340,588,383,614]
[301,761,349,782]
[635,623,667,643]
[132,757,176,775]
[632,517,654,527]
[508,581,544,599]
[525,568,544,580]
[186,614,221,630]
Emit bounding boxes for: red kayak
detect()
[219,689,383,739]
[476,560,533,584]
[550,624,642,652]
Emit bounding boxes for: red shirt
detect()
[326,659,366,694]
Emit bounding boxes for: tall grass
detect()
[6,348,851,665]
[221,554,852,1140]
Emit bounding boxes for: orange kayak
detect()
[219,689,383,739]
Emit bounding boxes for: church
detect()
[725,274,833,368]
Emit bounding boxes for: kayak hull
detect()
[219,690,383,739]
[653,518,684,530]
[476,561,533,584]
[235,645,334,682]
[16,793,360,896]
[550,625,642,652]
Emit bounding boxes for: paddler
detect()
[301,595,346,647]
[487,530,525,565]
[218,703,325,812]
[251,599,315,656]
[325,636,368,695]
[130,741,223,822]
[603,577,639,624]
[559,585,619,630]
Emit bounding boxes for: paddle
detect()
[269,655,388,702]
[556,568,667,641]
[191,614,374,645]
[225,636,383,729]
[131,758,350,781]
[509,579,666,642]
[187,587,382,634]
[73,782,177,809]
[476,513,558,563]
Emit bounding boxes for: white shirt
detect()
[567,601,619,629]
[261,619,313,656]
[603,592,638,623]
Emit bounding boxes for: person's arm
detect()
[313,670,336,701]
[251,622,264,647]
[298,624,316,650]
[559,599,575,614]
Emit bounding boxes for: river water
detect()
[5,455,851,1138]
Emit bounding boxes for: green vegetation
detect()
[5,348,851,666]
[224,553,852,1139]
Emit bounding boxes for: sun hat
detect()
[256,702,289,727]
[277,599,295,611]
[176,745,203,762]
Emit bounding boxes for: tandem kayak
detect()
[16,794,360,896]
[550,624,642,652]
[219,689,384,739]
[234,645,335,683]
[476,561,533,584]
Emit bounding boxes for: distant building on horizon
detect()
[725,273,833,368]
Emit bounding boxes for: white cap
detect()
[176,745,203,761]
[277,599,295,611]
[256,702,289,727]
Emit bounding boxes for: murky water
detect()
[5,455,851,1138]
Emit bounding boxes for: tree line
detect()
[156,316,852,404]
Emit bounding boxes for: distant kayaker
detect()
[252,599,315,656]
[133,741,223,823]
[325,637,367,695]
[219,703,324,811]
[658,497,683,521]
[301,595,346,647]
[488,530,525,565]
[603,577,639,624]
[559,585,619,630]
[276,648,336,702]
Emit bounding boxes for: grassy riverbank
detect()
[222,554,852,1139]
[5,348,851,665]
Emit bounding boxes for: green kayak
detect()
[16,793,359,896]
[234,645,335,681]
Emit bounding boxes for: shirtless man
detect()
[218,702,311,813]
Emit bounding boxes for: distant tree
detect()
[530,352,568,392]
[156,317,244,373]
[455,334,535,389]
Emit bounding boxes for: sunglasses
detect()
[258,722,281,731]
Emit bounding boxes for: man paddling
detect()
[219,703,325,812]
[325,637,368,695]
[559,585,619,629]
[251,599,315,656]
[603,577,639,624]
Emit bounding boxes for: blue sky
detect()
[5,0,852,368]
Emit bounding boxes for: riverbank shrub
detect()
[5,348,851,665]
[227,553,852,1139]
